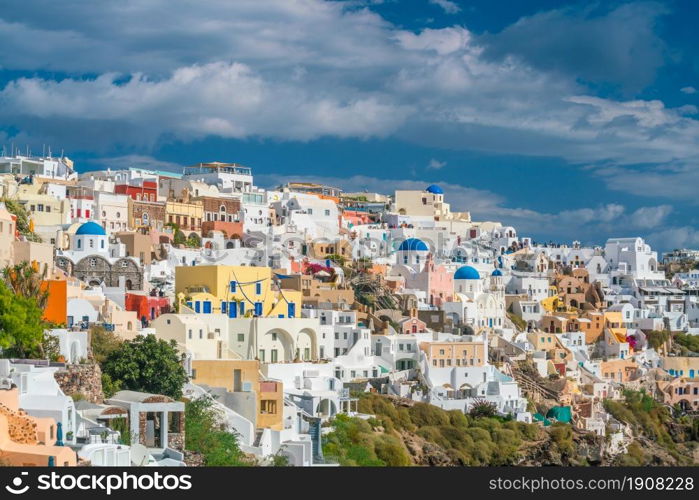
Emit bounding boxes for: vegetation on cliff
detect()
[605,389,699,465]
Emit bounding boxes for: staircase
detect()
[510,365,560,402]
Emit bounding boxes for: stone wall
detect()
[53,363,104,404]
[0,404,38,444]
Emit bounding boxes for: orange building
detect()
[420,338,485,368]
[41,279,68,325]
[0,388,77,467]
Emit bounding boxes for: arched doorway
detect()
[317,399,337,418]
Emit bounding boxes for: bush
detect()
[185,397,247,466]
[469,399,498,419]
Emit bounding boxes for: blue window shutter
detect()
[228,302,237,318]
[256,282,262,295]
[194,301,201,313]
[288,302,296,318]
[221,301,227,314]
[239,302,245,315]
[203,301,212,314]
[230,281,237,293]
[255,302,263,316]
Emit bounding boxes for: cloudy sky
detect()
[1,0,698,250]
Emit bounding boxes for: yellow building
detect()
[420,338,485,368]
[661,356,699,379]
[165,199,204,234]
[176,265,302,319]
[190,359,283,430]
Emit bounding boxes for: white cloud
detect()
[428,0,461,15]
[0,0,696,172]
[681,86,697,94]
[87,155,183,173]
[645,226,699,250]
[427,158,446,169]
[255,172,676,246]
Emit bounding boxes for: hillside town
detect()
[0,152,698,467]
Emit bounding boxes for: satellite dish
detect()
[130,444,150,466]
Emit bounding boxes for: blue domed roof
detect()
[454,266,480,280]
[491,269,503,276]
[425,184,444,194]
[398,238,429,252]
[76,221,106,236]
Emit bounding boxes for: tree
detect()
[173,229,187,246]
[0,279,46,358]
[647,330,671,351]
[185,397,247,466]
[89,325,123,364]
[102,334,188,399]
[2,261,49,309]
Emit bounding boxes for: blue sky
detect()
[1,0,698,250]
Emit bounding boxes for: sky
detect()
[1,0,698,251]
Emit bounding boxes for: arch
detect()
[296,328,317,361]
[125,279,133,290]
[226,241,235,249]
[261,329,295,362]
[316,399,337,418]
[69,341,80,363]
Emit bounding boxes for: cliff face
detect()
[335,393,698,467]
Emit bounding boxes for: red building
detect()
[115,180,158,202]
[125,292,170,323]
[201,220,244,239]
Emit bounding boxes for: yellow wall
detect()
[191,359,259,391]
[424,341,485,367]
[176,265,302,318]
[190,359,283,430]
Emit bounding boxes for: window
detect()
[230,281,237,293]
[256,282,262,295]
[260,400,277,414]
[237,334,244,342]
[199,329,203,339]
[188,329,192,339]
[324,209,330,216]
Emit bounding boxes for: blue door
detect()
[254,302,263,316]
[288,302,296,318]
[228,302,237,318]
[194,301,201,313]
[690,370,696,379]
[203,301,212,314]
